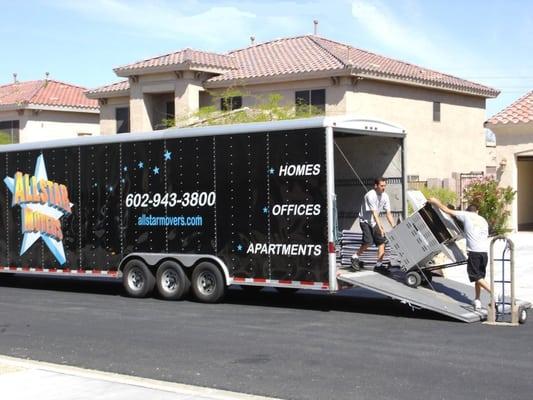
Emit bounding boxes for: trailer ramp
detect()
[338,270,484,323]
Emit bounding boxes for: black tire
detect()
[405,271,422,288]
[519,307,527,324]
[191,262,226,303]
[122,259,155,298]
[156,261,190,300]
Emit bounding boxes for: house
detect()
[486,90,533,231]
[0,78,99,144]
[86,34,499,187]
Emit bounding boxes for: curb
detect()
[0,355,280,400]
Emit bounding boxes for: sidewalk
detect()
[0,355,279,400]
[445,231,533,303]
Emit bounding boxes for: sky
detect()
[1,0,531,118]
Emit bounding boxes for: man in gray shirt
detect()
[428,197,492,310]
[351,177,395,273]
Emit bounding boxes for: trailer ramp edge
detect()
[338,270,484,323]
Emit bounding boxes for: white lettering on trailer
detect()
[246,243,322,256]
[278,164,320,176]
[271,204,321,216]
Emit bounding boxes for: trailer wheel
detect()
[191,262,226,303]
[123,259,155,298]
[405,271,421,288]
[519,307,527,324]
[156,261,190,300]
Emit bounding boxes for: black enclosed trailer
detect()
[0,117,407,302]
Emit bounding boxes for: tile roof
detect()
[207,35,499,97]
[114,48,237,76]
[0,80,98,110]
[487,90,532,125]
[90,34,498,99]
[86,80,130,97]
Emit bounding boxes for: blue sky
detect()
[1,0,531,117]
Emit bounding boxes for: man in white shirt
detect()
[351,177,395,273]
[427,197,492,310]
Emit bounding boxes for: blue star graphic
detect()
[268,167,275,175]
[164,150,172,161]
[138,161,144,169]
[262,207,269,214]
[108,186,114,192]
[123,166,128,172]
[236,244,243,252]
[153,166,160,175]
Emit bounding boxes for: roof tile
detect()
[114,48,236,74]
[487,90,532,125]
[0,80,98,109]
[207,35,498,97]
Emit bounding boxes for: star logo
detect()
[3,155,72,265]
[163,150,172,161]
[153,166,160,175]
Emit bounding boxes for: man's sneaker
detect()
[473,299,482,311]
[374,263,390,275]
[351,256,363,271]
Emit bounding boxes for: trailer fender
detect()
[118,253,231,285]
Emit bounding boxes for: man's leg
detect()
[476,278,492,296]
[357,243,370,257]
[474,281,481,301]
[376,243,385,262]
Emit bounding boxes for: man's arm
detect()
[371,209,384,234]
[427,197,457,217]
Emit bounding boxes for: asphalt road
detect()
[0,275,532,400]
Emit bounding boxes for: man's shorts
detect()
[360,222,386,246]
[467,251,488,282]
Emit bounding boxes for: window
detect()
[295,89,326,115]
[220,96,242,111]
[116,107,130,134]
[433,101,441,122]
[0,120,20,143]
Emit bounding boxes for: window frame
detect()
[433,101,441,122]
[295,89,326,115]
[115,106,130,134]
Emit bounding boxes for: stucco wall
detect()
[348,80,488,181]
[17,109,99,143]
[489,122,533,231]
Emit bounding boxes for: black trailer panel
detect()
[1,126,328,285]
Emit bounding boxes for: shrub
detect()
[420,187,457,208]
[463,177,515,235]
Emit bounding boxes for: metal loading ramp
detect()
[338,270,485,323]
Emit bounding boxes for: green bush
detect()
[0,131,12,145]
[420,187,457,208]
[463,177,515,235]
[407,186,457,215]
